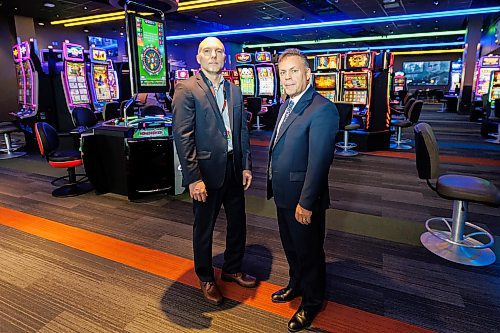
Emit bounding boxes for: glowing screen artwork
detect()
[314,75,336,89]
[343,73,368,89]
[92,64,111,102]
[403,61,451,86]
[136,16,167,87]
[315,54,339,70]
[237,67,255,96]
[257,66,274,96]
[66,62,90,104]
[345,53,370,69]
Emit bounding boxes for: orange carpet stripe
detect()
[0,205,433,333]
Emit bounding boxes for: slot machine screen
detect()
[66,62,90,104]
[481,56,500,67]
[237,67,255,96]
[317,91,336,102]
[315,55,340,70]
[130,14,168,93]
[314,75,336,89]
[345,53,371,70]
[92,63,111,102]
[65,44,85,61]
[403,61,450,85]
[257,66,274,96]
[343,74,368,89]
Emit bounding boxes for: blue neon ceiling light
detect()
[166,6,500,40]
[299,41,465,54]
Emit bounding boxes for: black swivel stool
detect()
[414,122,499,266]
[0,124,26,160]
[247,97,264,130]
[102,102,121,121]
[390,100,423,150]
[334,102,360,157]
[141,104,167,117]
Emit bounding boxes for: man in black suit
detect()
[267,48,339,332]
[172,37,257,306]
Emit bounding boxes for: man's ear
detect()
[196,54,201,65]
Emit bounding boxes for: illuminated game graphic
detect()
[66,62,90,104]
[12,44,25,105]
[136,17,167,87]
[489,71,500,101]
[475,56,500,98]
[237,67,255,96]
[345,52,371,69]
[92,64,112,102]
[482,57,500,67]
[236,53,252,63]
[343,74,368,89]
[255,51,271,62]
[314,75,336,89]
[107,60,119,100]
[318,91,337,102]
[403,61,451,86]
[20,42,34,107]
[257,66,274,96]
[315,54,340,70]
[342,73,369,104]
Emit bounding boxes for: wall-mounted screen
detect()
[403,61,451,86]
[88,36,119,58]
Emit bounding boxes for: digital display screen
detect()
[343,90,367,104]
[66,62,90,104]
[345,52,371,69]
[343,73,368,89]
[175,69,189,80]
[255,51,271,62]
[257,66,274,96]
[315,54,339,70]
[88,36,119,58]
[135,16,167,88]
[92,63,111,102]
[12,45,21,63]
[403,61,451,86]
[481,56,500,67]
[65,44,84,61]
[20,42,30,60]
[317,90,336,102]
[314,74,337,89]
[23,61,33,105]
[476,67,496,96]
[91,48,107,62]
[237,66,255,96]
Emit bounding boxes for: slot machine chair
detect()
[414,122,499,266]
[247,97,264,130]
[334,102,360,157]
[102,102,121,121]
[141,105,167,117]
[390,100,423,150]
[34,122,93,197]
[0,123,26,160]
[72,106,99,130]
[390,98,416,143]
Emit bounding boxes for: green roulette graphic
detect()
[142,46,163,75]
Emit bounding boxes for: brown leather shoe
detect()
[199,280,224,305]
[221,271,258,288]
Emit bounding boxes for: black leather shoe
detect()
[287,308,320,332]
[271,287,300,303]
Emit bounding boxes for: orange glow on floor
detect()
[0,205,434,333]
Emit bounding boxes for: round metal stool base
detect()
[335,149,358,157]
[390,143,412,150]
[52,182,93,197]
[421,232,496,266]
[484,138,500,144]
[0,151,27,160]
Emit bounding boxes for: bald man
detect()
[172,37,257,305]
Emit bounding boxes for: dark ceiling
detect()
[1,0,499,51]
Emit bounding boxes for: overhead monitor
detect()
[88,36,119,58]
[403,60,451,86]
[127,13,169,93]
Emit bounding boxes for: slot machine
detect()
[235,53,257,97]
[18,41,39,119]
[341,51,373,112]
[254,51,277,105]
[313,53,340,102]
[12,44,25,115]
[488,70,500,108]
[88,47,112,112]
[449,60,462,94]
[61,42,91,111]
[174,69,189,87]
[474,56,500,100]
[231,70,239,87]
[222,70,234,84]
[107,59,120,101]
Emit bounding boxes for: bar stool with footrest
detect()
[34,122,93,197]
[0,124,26,160]
[334,102,360,157]
[390,100,423,150]
[414,122,500,266]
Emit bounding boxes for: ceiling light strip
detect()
[166,6,500,40]
[392,49,464,55]
[243,30,466,48]
[298,42,465,54]
[178,0,255,11]
[51,11,123,25]
[63,15,126,27]
[179,0,255,6]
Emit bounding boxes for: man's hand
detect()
[242,170,252,191]
[189,180,208,202]
[295,204,312,225]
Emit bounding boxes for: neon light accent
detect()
[243,30,466,48]
[51,12,124,25]
[392,49,464,55]
[299,42,465,54]
[166,7,500,40]
[64,15,125,27]
[179,0,256,11]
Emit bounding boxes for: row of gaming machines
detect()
[11,40,120,136]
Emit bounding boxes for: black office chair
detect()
[72,106,98,129]
[102,102,121,121]
[34,122,93,197]
[334,102,360,157]
[141,105,167,117]
[246,97,264,130]
[414,122,499,266]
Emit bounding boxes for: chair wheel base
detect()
[0,151,27,160]
[52,182,93,197]
[420,232,496,266]
[390,143,412,150]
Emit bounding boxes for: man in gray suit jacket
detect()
[173,37,257,306]
[267,49,339,332]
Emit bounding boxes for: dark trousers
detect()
[276,207,326,312]
[193,155,246,282]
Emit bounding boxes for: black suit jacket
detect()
[267,86,339,210]
[172,73,251,189]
